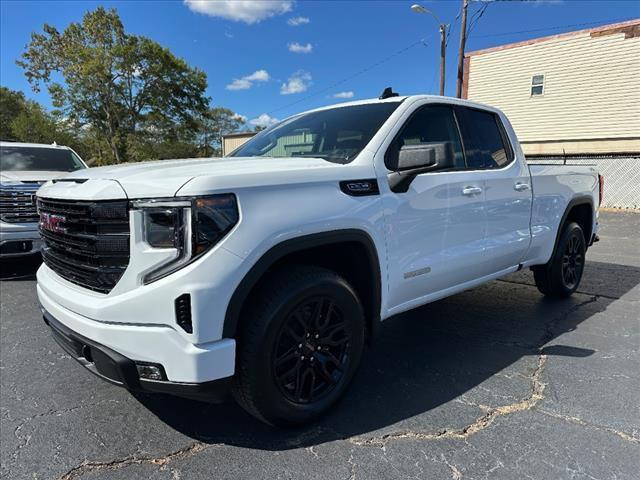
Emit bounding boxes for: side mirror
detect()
[388,142,456,192]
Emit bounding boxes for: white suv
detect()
[36,94,600,425]
[0,142,86,257]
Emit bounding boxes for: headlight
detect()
[131,194,239,284]
[143,208,187,248]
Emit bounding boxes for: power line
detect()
[267,36,435,115]
[445,5,463,47]
[268,5,469,114]
[467,2,490,37]
[266,13,634,116]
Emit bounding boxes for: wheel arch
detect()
[548,196,594,263]
[223,229,382,341]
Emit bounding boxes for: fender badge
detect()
[404,267,431,279]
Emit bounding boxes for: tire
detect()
[533,221,586,298]
[232,265,366,426]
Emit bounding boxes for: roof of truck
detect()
[305,94,501,116]
[0,141,74,149]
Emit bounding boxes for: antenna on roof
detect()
[379,87,399,100]
[51,141,58,146]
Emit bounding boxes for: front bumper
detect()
[0,222,42,257]
[38,284,236,395]
[43,309,231,402]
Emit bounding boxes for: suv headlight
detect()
[131,194,239,284]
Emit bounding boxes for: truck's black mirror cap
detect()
[387,142,456,193]
[395,142,455,172]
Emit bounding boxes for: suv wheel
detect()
[232,265,365,426]
[533,221,586,298]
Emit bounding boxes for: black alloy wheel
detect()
[561,232,584,290]
[232,265,365,426]
[273,296,350,404]
[533,221,586,298]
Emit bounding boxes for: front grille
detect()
[38,197,130,294]
[0,184,40,223]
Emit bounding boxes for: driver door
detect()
[382,104,489,313]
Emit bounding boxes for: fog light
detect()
[136,363,165,381]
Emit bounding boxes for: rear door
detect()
[454,106,532,273]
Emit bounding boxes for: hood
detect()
[52,156,373,198]
[0,170,74,184]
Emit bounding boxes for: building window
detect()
[531,75,544,96]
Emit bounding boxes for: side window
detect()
[386,105,465,170]
[455,107,513,169]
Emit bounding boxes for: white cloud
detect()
[250,113,280,128]
[226,69,271,91]
[332,91,354,99]
[287,16,310,26]
[280,70,312,95]
[288,42,313,54]
[184,0,293,24]
[226,79,252,90]
[244,69,270,82]
[233,113,248,122]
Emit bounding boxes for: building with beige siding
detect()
[463,19,640,208]
[221,132,257,156]
[222,131,319,157]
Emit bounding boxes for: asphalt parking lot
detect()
[1,211,639,480]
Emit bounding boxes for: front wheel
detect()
[533,221,586,298]
[232,266,365,426]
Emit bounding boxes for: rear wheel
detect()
[232,265,365,426]
[533,221,586,298]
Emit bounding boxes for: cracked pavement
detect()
[1,212,639,480]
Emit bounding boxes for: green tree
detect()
[198,107,246,157]
[0,87,28,140]
[10,101,58,143]
[0,86,88,158]
[18,7,209,164]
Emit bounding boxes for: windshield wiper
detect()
[290,153,352,164]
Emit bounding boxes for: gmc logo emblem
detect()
[40,212,67,234]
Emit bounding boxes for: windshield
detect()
[230,102,401,163]
[0,146,85,172]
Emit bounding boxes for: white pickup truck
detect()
[36,93,602,425]
[0,142,87,257]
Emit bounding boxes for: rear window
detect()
[454,107,513,169]
[0,146,85,172]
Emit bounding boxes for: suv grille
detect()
[0,184,40,223]
[38,198,130,294]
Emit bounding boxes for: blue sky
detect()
[1,0,638,127]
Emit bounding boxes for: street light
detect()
[411,4,447,96]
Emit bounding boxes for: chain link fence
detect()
[527,155,640,209]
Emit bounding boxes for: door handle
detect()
[514,182,530,192]
[462,186,483,196]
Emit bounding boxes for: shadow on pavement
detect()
[133,260,640,449]
[2,254,637,448]
[0,254,42,281]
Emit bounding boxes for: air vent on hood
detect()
[52,178,89,184]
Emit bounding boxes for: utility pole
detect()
[456,0,469,98]
[439,24,446,96]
